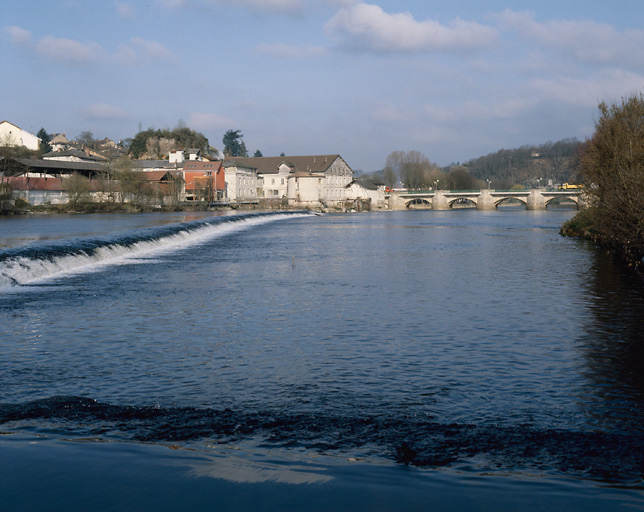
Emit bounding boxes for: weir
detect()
[387,189,586,211]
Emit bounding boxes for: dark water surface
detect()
[1,210,643,510]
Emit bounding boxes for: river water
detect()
[1,209,643,511]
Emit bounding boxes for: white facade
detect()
[287,173,325,207]
[321,157,353,204]
[345,179,386,209]
[261,163,290,198]
[286,156,353,207]
[224,162,259,201]
[0,121,40,151]
[169,150,185,163]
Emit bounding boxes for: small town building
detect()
[0,121,40,151]
[229,155,354,208]
[49,133,71,152]
[182,160,225,202]
[222,160,259,202]
[345,177,386,209]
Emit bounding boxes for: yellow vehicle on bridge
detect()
[559,183,584,190]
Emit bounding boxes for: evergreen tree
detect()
[222,129,248,157]
[37,128,51,153]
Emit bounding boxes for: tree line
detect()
[369,139,583,191]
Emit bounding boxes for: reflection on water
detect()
[579,248,644,431]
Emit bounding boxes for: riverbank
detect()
[561,208,644,270]
[0,199,306,216]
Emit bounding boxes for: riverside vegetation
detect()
[561,92,644,270]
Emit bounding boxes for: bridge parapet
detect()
[386,189,584,211]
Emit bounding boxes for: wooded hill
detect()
[460,138,583,189]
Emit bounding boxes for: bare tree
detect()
[577,92,644,266]
[64,173,92,208]
[385,150,439,189]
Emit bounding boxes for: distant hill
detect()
[461,139,583,189]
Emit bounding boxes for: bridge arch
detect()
[495,197,527,209]
[449,197,477,209]
[545,195,579,210]
[406,198,432,209]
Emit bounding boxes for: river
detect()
[1,209,643,511]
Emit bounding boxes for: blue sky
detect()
[2,1,644,171]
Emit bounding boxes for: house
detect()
[140,170,183,204]
[49,133,71,152]
[345,177,386,209]
[222,160,259,202]
[169,148,201,164]
[182,160,225,201]
[0,121,40,151]
[229,155,354,207]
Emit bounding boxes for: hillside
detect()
[462,139,582,189]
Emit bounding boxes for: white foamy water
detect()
[0,213,309,290]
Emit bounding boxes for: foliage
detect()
[37,128,52,154]
[222,129,248,157]
[254,149,263,157]
[463,139,582,189]
[573,92,644,267]
[129,125,210,159]
[0,144,39,160]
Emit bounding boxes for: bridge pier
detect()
[476,190,496,211]
[387,192,407,210]
[432,191,449,210]
[526,190,547,210]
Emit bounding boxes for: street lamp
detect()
[486,179,491,190]
[434,180,439,190]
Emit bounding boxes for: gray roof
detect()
[130,160,177,169]
[42,149,107,162]
[13,157,106,172]
[228,155,348,175]
[348,177,384,191]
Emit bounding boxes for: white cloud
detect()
[129,37,173,61]
[115,1,135,19]
[256,43,328,59]
[325,2,498,53]
[531,70,644,108]
[4,25,32,45]
[85,103,129,119]
[495,10,644,70]
[36,36,105,66]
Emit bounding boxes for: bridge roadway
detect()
[387,188,586,211]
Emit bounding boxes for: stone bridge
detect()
[387,189,586,211]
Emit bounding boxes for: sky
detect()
[2,0,644,171]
